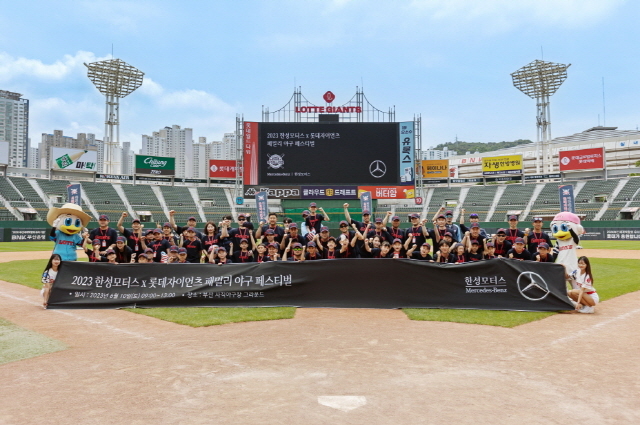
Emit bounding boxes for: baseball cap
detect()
[132,218,141,223]
[105,249,115,254]
[289,222,298,229]
[292,242,303,248]
[188,216,197,221]
[169,246,178,252]
[533,217,543,222]
[410,213,420,219]
[302,210,310,216]
[538,242,550,249]
[239,239,249,244]
[509,215,518,221]
[144,248,154,253]
[163,222,171,228]
[177,247,187,254]
[217,246,227,252]
[471,223,480,228]
[444,232,453,237]
[152,229,162,234]
[307,241,317,247]
[99,214,109,221]
[116,236,126,242]
[469,213,479,218]
[145,229,154,236]
[237,213,246,218]
[339,220,349,226]
[421,243,431,248]
[320,226,329,232]
[496,228,506,235]
[486,242,495,247]
[514,237,525,244]
[392,238,402,244]
[265,229,275,235]
[187,226,196,232]
[362,210,371,215]
[437,214,446,219]
[267,242,278,248]
[375,218,383,223]
[92,239,102,246]
[392,215,400,221]
[470,239,479,245]
[445,210,453,216]
[309,202,317,207]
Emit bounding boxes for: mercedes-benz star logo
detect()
[369,160,386,178]
[517,271,550,301]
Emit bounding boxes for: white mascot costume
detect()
[550,211,584,276]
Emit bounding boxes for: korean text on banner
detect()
[559,147,605,171]
[559,185,575,213]
[399,122,415,185]
[244,122,259,185]
[421,159,449,178]
[66,184,82,206]
[255,191,268,223]
[359,191,372,214]
[482,155,523,176]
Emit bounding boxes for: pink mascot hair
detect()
[552,211,581,224]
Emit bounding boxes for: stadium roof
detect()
[550,127,640,145]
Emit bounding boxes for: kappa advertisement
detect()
[47,259,572,311]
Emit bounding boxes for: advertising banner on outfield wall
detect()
[244,185,301,199]
[51,148,98,171]
[559,147,605,171]
[135,155,176,176]
[47,259,573,311]
[209,160,237,179]
[243,122,259,185]
[301,186,358,199]
[482,155,523,176]
[421,160,449,178]
[358,186,415,199]
[0,141,8,164]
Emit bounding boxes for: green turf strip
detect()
[0,241,56,252]
[1,257,638,327]
[0,318,66,365]
[577,240,640,250]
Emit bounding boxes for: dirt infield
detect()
[1,250,639,424]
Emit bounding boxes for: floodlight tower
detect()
[511,59,570,173]
[85,59,144,174]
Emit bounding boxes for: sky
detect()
[1,0,638,152]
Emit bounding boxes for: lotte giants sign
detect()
[559,147,605,171]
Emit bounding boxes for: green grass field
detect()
[578,240,640,250]
[0,318,66,364]
[0,241,55,252]
[1,242,639,327]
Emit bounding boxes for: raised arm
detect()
[343,203,353,223]
[432,206,445,222]
[382,211,392,227]
[319,207,330,222]
[459,208,466,225]
[117,212,128,233]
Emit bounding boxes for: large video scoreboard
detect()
[243,122,415,188]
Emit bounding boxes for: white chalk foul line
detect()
[0,292,154,341]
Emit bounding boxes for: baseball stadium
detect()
[2,40,640,425]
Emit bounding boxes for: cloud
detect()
[0,51,111,83]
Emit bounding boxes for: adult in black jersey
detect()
[200,221,222,253]
[432,214,449,246]
[461,223,486,255]
[526,217,551,254]
[343,203,372,256]
[459,209,488,238]
[407,243,433,261]
[492,229,512,257]
[170,211,204,240]
[89,214,118,254]
[507,237,532,261]
[406,213,431,247]
[505,215,525,244]
[317,226,332,247]
[305,202,330,234]
[181,227,204,263]
[281,222,306,247]
[114,236,133,264]
[161,222,179,246]
[255,212,285,243]
[383,212,406,243]
[534,242,556,262]
[117,212,145,258]
[222,220,254,250]
[367,218,393,243]
[335,221,357,258]
[149,229,172,263]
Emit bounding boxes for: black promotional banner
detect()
[47,259,573,311]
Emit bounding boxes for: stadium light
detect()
[85,58,144,174]
[511,59,570,173]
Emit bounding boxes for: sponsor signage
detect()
[47,259,572,311]
[136,175,172,183]
[559,185,575,213]
[399,122,415,185]
[259,122,400,185]
[51,147,98,171]
[358,186,415,199]
[0,141,8,164]
[559,147,605,171]
[209,159,238,179]
[524,173,561,180]
[9,229,49,242]
[244,122,259,185]
[135,155,175,176]
[244,185,301,199]
[255,191,268,223]
[178,178,208,184]
[97,173,133,181]
[482,155,523,176]
[424,179,449,184]
[300,186,359,199]
[421,159,449,178]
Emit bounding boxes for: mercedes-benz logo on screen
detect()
[369,160,386,178]
[517,271,550,301]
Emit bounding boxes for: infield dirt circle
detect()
[1,250,639,424]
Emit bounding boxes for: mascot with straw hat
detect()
[47,203,92,261]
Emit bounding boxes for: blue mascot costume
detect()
[47,203,92,261]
